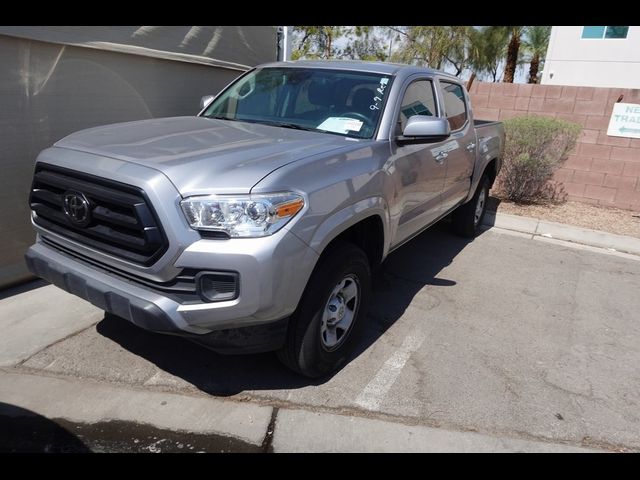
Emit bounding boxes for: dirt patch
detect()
[487,196,640,239]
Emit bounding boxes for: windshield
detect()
[202,67,393,139]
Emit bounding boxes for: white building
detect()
[541,26,640,88]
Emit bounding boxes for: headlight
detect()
[180,192,304,238]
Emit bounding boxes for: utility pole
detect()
[277,26,293,61]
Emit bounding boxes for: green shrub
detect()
[494,116,581,204]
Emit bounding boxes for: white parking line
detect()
[354,333,426,411]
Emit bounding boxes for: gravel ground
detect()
[487,196,640,239]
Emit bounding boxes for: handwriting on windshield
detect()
[370,78,389,111]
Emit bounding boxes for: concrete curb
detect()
[484,211,640,257]
[0,370,272,447]
[272,409,599,453]
[0,370,603,453]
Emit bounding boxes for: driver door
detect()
[387,78,448,248]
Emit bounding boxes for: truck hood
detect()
[54,116,353,195]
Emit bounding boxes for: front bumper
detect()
[25,229,319,352]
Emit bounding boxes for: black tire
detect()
[277,242,371,378]
[451,174,491,238]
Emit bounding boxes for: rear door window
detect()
[440,81,468,131]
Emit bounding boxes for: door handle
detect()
[466,142,476,151]
[434,151,448,164]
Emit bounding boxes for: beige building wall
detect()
[469,81,640,211]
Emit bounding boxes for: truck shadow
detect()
[96,219,485,396]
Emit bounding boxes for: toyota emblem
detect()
[63,191,91,227]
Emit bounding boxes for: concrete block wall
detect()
[469,81,640,210]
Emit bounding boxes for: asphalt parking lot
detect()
[2,221,640,452]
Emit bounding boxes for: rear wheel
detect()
[451,174,490,238]
[277,242,371,378]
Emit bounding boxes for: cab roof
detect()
[256,60,460,81]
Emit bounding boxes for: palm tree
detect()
[501,26,525,83]
[523,26,551,84]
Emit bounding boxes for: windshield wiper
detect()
[251,120,318,132]
[207,115,239,121]
[207,116,318,132]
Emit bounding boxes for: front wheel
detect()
[277,242,371,378]
[451,174,491,238]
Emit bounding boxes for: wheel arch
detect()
[306,197,389,270]
[465,157,500,203]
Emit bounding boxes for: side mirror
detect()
[200,95,215,111]
[397,116,451,145]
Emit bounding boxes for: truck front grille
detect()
[30,165,168,266]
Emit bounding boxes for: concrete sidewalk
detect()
[0,370,599,452]
[484,211,640,258]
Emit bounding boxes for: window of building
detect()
[605,26,629,38]
[440,81,467,131]
[582,26,629,39]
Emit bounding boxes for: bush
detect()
[494,116,581,204]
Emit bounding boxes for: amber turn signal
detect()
[275,197,304,218]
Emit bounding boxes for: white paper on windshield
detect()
[317,117,363,134]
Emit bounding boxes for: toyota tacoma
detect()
[25,61,504,377]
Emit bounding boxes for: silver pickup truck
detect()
[25,61,504,377]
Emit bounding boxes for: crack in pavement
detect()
[261,407,279,453]
[13,321,100,368]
